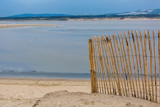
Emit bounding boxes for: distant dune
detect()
[0,9,159,21]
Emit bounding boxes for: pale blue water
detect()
[0,20,160,79]
[0,72,90,79]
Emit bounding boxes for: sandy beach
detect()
[0,78,159,107]
[0,20,160,107]
[0,24,57,28]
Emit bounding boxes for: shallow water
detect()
[0,20,160,78]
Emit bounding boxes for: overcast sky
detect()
[0,0,160,17]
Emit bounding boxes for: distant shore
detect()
[0,18,160,29]
[68,17,160,21]
[0,17,160,22]
[0,24,57,28]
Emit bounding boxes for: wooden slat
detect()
[106,35,117,95]
[106,35,120,95]
[88,38,93,93]
[92,36,99,93]
[98,36,109,94]
[135,31,144,99]
[109,35,122,95]
[100,36,109,94]
[128,31,138,97]
[147,30,154,101]
[91,36,95,93]
[158,30,160,103]
[118,33,129,96]
[91,36,98,93]
[97,36,106,94]
[104,35,116,95]
[96,36,104,93]
[94,36,102,93]
[101,35,113,94]
[153,30,157,103]
[144,30,151,101]
[113,34,125,96]
[91,37,96,93]
[131,31,141,98]
[121,33,132,96]
[139,30,147,100]
[124,32,135,97]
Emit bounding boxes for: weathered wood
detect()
[121,33,132,96]
[97,36,106,94]
[113,34,125,96]
[109,35,122,95]
[153,30,157,103]
[106,35,120,95]
[118,33,129,96]
[103,35,116,95]
[89,30,160,103]
[98,36,109,94]
[91,37,95,93]
[129,31,138,97]
[101,35,113,94]
[144,30,151,100]
[94,36,102,93]
[92,36,98,93]
[135,31,144,99]
[147,30,154,101]
[88,38,93,93]
[158,30,160,103]
[94,36,103,93]
[131,31,140,98]
[139,30,147,100]
[106,35,117,95]
[124,32,135,97]
[91,37,98,93]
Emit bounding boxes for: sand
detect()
[0,78,159,107]
[0,24,57,28]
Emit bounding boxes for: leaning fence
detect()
[88,30,160,103]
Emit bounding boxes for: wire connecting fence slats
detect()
[88,30,160,103]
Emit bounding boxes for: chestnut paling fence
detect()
[88,30,160,103]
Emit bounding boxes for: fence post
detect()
[158,30,160,103]
[88,39,98,93]
[88,39,93,92]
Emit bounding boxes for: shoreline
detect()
[0,72,90,80]
[0,18,159,29]
[0,24,57,28]
[0,77,90,81]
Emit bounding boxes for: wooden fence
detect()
[88,30,160,103]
